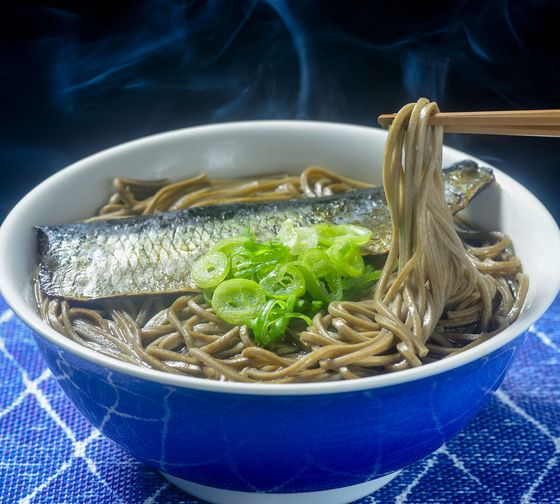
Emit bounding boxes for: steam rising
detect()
[3,0,560,220]
[39,0,549,124]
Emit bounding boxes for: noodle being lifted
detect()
[35,98,527,382]
[304,99,528,373]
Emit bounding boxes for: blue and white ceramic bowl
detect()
[0,122,559,504]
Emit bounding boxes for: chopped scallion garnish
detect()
[193,221,380,346]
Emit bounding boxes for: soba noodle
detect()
[35,99,528,382]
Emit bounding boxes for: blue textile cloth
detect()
[0,294,558,504]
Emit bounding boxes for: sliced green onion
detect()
[203,288,214,305]
[295,296,324,317]
[192,251,230,288]
[195,222,380,346]
[294,261,343,304]
[211,237,247,255]
[298,249,344,302]
[230,251,255,280]
[250,242,290,272]
[341,264,382,299]
[314,223,372,246]
[279,219,319,255]
[326,240,365,278]
[225,238,290,280]
[259,264,306,300]
[250,298,313,346]
[211,279,266,325]
[299,248,333,271]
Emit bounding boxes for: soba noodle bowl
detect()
[34,99,528,382]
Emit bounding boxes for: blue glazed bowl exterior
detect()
[34,331,526,493]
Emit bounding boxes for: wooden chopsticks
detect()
[377,110,560,137]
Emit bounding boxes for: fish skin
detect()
[37,160,494,301]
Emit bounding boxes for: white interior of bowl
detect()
[1,121,559,395]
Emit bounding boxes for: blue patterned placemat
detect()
[1,294,559,504]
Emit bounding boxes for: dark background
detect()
[2,0,560,221]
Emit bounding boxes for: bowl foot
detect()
[160,470,401,504]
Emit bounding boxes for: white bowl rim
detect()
[1,120,559,396]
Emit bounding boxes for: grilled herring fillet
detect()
[37,161,494,300]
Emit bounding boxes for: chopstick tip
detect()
[377,114,392,129]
